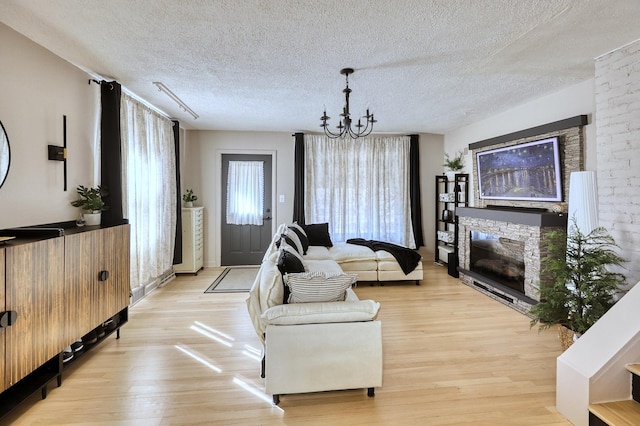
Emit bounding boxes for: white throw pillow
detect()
[284,272,357,303]
[283,228,304,255]
[289,221,307,237]
[258,260,285,311]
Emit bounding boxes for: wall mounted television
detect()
[476,137,562,202]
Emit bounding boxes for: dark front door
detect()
[220,154,273,266]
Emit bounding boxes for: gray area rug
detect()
[205,266,259,293]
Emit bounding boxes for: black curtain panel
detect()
[172,120,183,265]
[409,134,424,247]
[100,80,124,226]
[293,132,305,224]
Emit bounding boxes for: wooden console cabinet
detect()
[0,223,130,415]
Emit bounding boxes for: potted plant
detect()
[443,150,464,179]
[71,185,108,226]
[183,189,197,207]
[529,219,626,350]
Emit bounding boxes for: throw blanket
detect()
[346,238,421,275]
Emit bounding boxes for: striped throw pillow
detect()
[284,272,357,303]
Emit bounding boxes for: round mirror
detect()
[0,121,10,189]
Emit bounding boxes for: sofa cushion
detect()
[328,242,377,262]
[261,299,380,325]
[259,258,285,312]
[284,272,357,303]
[303,245,331,260]
[304,259,343,274]
[301,222,333,247]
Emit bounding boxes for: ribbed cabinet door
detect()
[65,225,131,340]
[112,225,130,314]
[5,237,65,388]
[95,225,130,323]
[65,231,96,339]
[0,248,5,392]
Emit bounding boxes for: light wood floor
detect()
[4,262,571,425]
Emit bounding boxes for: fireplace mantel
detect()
[456,207,567,228]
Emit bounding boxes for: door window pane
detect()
[226,161,264,225]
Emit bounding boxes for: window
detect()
[121,94,177,293]
[304,134,415,248]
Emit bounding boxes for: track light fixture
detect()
[152,81,199,120]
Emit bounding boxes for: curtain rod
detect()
[88,77,177,124]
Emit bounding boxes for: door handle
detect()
[263,216,272,220]
[0,310,18,328]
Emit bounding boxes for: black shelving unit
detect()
[434,173,469,276]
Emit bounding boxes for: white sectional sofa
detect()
[266,222,424,284]
[246,223,423,404]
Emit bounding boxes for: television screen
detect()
[477,137,562,202]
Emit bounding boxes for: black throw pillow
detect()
[301,222,333,247]
[277,249,305,275]
[277,249,305,304]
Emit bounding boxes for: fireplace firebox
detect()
[469,231,525,294]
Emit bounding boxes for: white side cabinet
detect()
[174,207,204,274]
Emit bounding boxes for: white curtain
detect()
[226,161,264,225]
[120,94,177,291]
[304,134,415,248]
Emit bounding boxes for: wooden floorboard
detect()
[2,262,571,425]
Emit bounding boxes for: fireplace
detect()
[469,231,525,294]
[456,207,566,313]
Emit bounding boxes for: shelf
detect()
[434,173,469,267]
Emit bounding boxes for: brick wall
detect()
[595,39,640,287]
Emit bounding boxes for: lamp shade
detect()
[567,171,599,235]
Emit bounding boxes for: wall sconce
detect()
[47,115,68,191]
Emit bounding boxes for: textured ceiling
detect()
[1,0,639,134]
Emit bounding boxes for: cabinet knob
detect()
[98,270,110,281]
[0,310,18,328]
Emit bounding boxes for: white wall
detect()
[0,23,98,228]
[183,130,443,266]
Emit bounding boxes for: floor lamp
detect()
[567,171,599,235]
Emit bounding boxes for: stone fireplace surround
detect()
[457,207,566,314]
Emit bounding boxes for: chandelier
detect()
[320,68,376,139]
